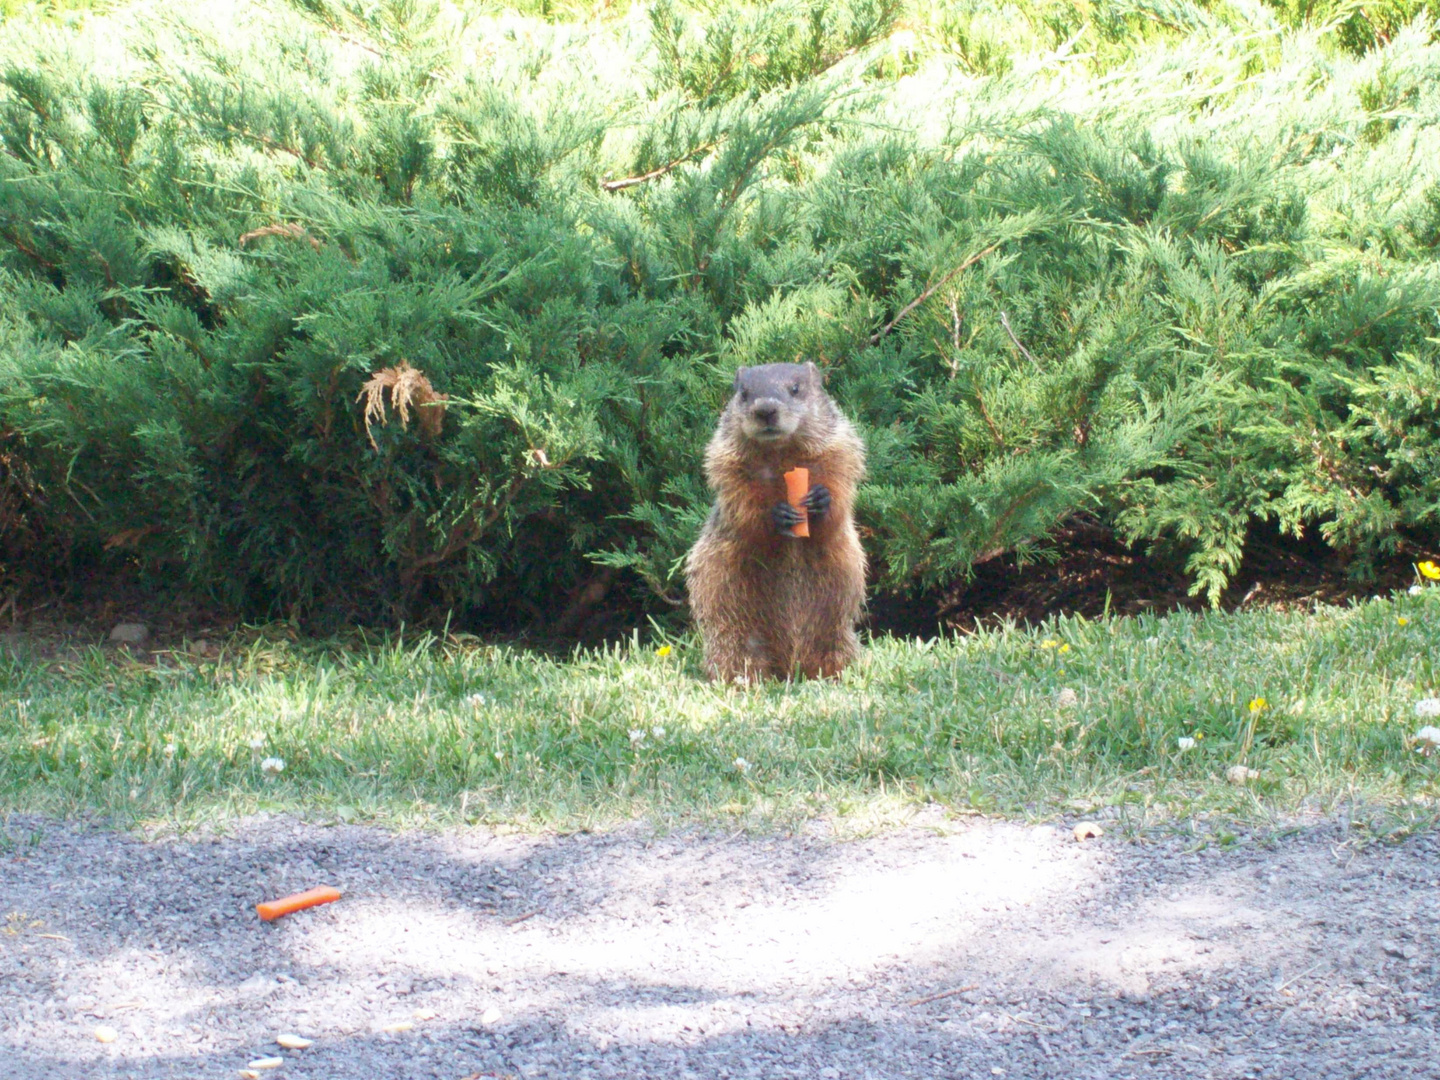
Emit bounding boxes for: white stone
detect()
[238,974,277,996]
[108,623,150,645]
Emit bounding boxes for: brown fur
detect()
[685,362,867,681]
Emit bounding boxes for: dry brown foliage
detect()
[357,361,447,448]
[238,222,322,250]
[0,440,39,550]
[103,526,157,551]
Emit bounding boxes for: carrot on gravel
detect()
[257,886,341,922]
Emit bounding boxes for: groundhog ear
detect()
[732,367,747,393]
[805,361,825,386]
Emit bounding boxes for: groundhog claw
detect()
[801,483,831,518]
[772,501,804,533]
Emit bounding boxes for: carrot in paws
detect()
[783,467,810,538]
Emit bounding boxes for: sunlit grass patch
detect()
[2,588,1439,834]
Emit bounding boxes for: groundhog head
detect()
[728,362,824,443]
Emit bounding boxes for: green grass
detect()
[3,590,1440,837]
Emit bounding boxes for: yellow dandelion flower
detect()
[655,645,672,657]
[1059,643,1071,654]
[1419,560,1440,581]
[1248,697,1268,713]
[1398,616,1409,626]
[1040,639,1060,649]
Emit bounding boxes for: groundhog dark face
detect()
[731,362,821,443]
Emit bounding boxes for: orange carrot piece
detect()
[783,467,810,538]
[257,886,342,922]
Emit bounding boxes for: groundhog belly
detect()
[737,524,865,677]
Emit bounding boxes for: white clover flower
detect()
[1415,698,1440,719]
[465,693,488,708]
[163,743,177,758]
[1413,726,1440,755]
[1177,737,1196,751]
[1410,585,1424,596]
[733,757,751,774]
[628,729,645,746]
[260,757,285,776]
[651,725,666,739]
[248,734,267,751]
[494,750,504,762]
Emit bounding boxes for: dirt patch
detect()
[894,519,1427,634]
[5,519,1434,653]
[1,812,1436,1079]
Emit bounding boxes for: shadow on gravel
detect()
[2,815,1438,1079]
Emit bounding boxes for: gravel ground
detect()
[1,811,1436,1080]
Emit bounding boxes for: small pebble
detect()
[413,1008,437,1021]
[238,1072,260,1080]
[94,1025,118,1043]
[481,1006,503,1025]
[1226,765,1259,785]
[381,1021,414,1033]
[276,1033,312,1049]
[1073,821,1103,841]
[248,1058,284,1070]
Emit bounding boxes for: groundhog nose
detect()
[751,402,780,426]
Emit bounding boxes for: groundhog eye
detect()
[789,383,800,396]
[739,389,749,402]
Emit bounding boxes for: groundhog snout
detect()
[743,397,799,439]
[752,400,780,426]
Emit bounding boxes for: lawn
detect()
[3,587,1439,838]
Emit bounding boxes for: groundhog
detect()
[685,362,867,681]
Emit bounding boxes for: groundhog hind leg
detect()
[796,626,860,680]
[703,627,778,684]
[686,534,782,682]
[791,622,859,680]
[790,544,866,680]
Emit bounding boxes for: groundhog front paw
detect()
[772,501,804,534]
[801,483,831,518]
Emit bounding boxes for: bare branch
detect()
[601,142,717,192]
[239,222,322,250]
[999,310,1042,370]
[869,243,1000,345]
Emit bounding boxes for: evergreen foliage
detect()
[1,0,1438,625]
